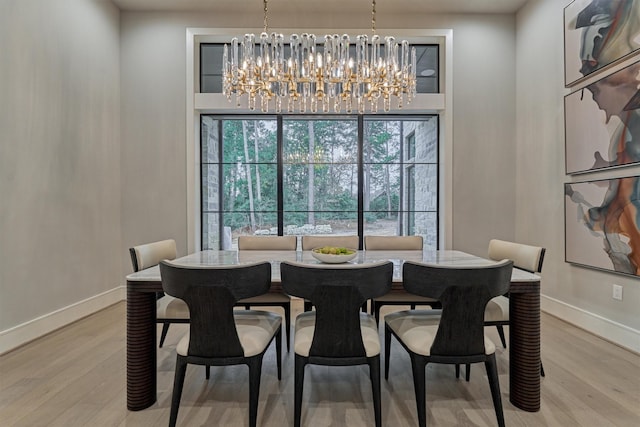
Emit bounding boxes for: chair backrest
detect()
[402,260,513,357]
[488,239,545,273]
[280,261,393,357]
[159,260,271,358]
[129,239,177,272]
[301,235,359,251]
[364,235,423,250]
[238,235,297,250]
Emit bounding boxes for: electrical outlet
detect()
[612,284,623,301]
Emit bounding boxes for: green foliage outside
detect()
[204,118,403,232]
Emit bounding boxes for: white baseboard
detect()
[0,286,126,355]
[541,294,640,354]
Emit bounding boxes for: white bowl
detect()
[311,249,357,264]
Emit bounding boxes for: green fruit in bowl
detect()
[313,246,355,255]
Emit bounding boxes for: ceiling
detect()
[111,0,529,14]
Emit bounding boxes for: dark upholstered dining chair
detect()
[300,234,361,312]
[129,239,189,348]
[160,260,282,427]
[237,235,296,352]
[280,260,393,427]
[384,260,513,427]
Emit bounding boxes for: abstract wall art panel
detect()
[564,0,640,87]
[565,175,640,276]
[565,60,640,174]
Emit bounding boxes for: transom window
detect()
[201,115,439,250]
[200,44,440,94]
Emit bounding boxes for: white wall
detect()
[516,0,640,349]
[119,12,189,263]
[0,0,121,351]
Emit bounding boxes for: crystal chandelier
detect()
[222,0,416,114]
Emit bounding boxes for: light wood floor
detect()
[1,300,639,427]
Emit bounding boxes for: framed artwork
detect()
[565,175,640,276]
[564,0,640,87]
[565,60,640,174]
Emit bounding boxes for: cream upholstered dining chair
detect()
[280,260,393,427]
[160,260,282,427]
[129,239,189,348]
[476,239,547,377]
[485,239,546,347]
[365,235,439,323]
[237,235,296,352]
[301,234,359,251]
[385,260,513,427]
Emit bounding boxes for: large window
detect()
[201,116,438,250]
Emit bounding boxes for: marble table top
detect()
[127,250,540,283]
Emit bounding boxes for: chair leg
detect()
[276,326,282,380]
[294,355,307,427]
[368,356,382,427]
[410,355,427,427]
[465,363,471,382]
[283,303,291,353]
[205,365,210,379]
[375,301,384,325]
[496,325,507,348]
[169,355,188,427]
[384,324,392,380]
[541,361,546,377]
[484,355,506,427]
[455,364,460,379]
[159,322,170,348]
[247,355,264,427]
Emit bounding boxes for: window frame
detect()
[200,114,439,250]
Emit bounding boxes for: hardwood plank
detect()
[0,302,638,426]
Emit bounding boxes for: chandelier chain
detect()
[372,0,376,34]
[263,0,268,33]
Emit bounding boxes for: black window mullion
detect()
[277,115,284,235]
[217,119,224,249]
[399,120,404,235]
[357,115,364,250]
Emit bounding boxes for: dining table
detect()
[125,249,542,413]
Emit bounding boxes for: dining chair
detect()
[364,235,439,324]
[300,234,361,311]
[384,260,513,427]
[280,260,393,427]
[160,260,282,427]
[476,239,546,377]
[237,235,296,352]
[129,239,189,348]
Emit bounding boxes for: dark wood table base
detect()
[126,285,157,411]
[509,287,541,412]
